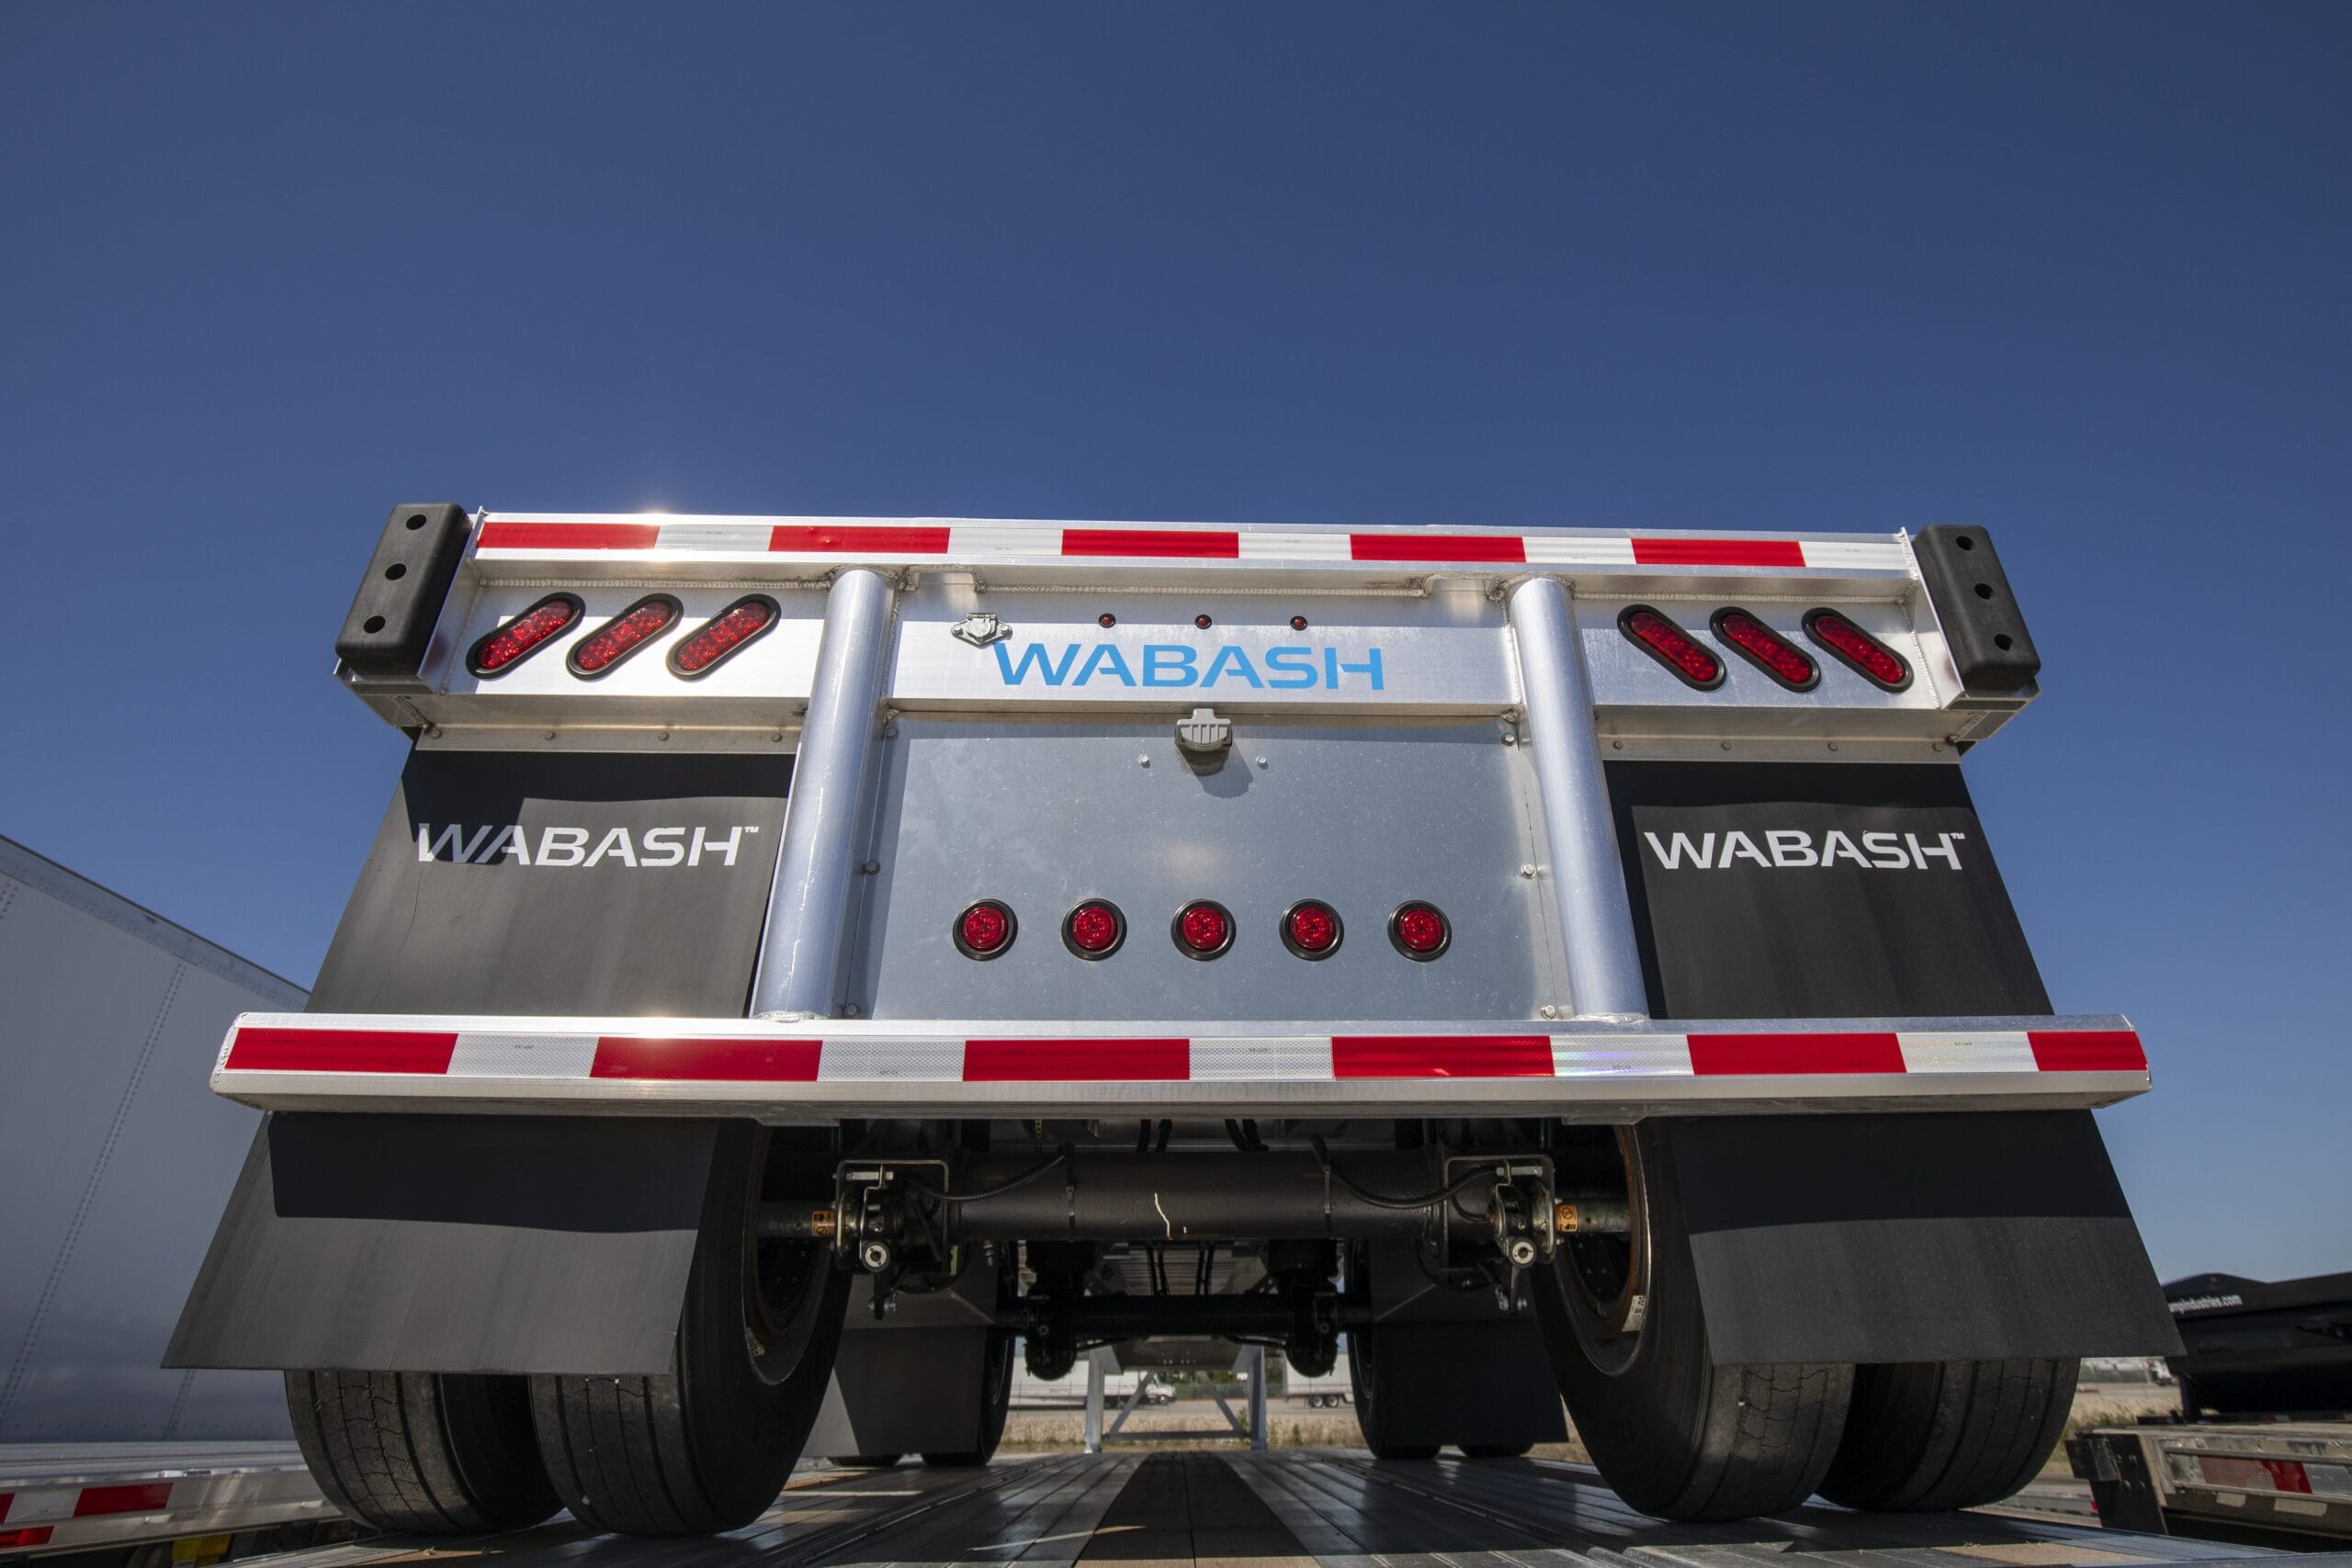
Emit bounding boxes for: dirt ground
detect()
[1000,1381,2183,1472]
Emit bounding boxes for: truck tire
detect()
[285,1370,558,1535]
[1537,1124,1852,1521]
[922,1331,1014,1467]
[531,1125,849,1536]
[1346,1330,1437,1461]
[1818,1358,2076,1512]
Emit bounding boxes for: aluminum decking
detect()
[229,1450,2351,1568]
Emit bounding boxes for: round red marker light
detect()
[1063,900,1126,960]
[953,900,1016,960]
[1173,900,1235,959]
[1282,899,1343,960]
[1710,606,1818,693]
[1388,901,1451,961]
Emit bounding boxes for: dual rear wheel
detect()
[288,1125,851,1540]
[1536,1123,2075,1520]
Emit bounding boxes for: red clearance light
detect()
[1172,899,1235,960]
[1282,899,1343,959]
[1710,607,1818,692]
[1063,899,1126,959]
[568,593,683,679]
[953,899,1016,959]
[1388,901,1451,961]
[669,594,780,679]
[1804,608,1912,691]
[1618,605,1724,690]
[466,592,582,678]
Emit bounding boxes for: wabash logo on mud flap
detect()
[1641,829,1968,871]
[413,823,763,867]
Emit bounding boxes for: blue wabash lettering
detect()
[990,641,1390,691]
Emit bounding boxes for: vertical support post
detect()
[1248,1345,1268,1451]
[1507,576,1651,1020]
[751,568,895,1019]
[1084,1354,1105,1455]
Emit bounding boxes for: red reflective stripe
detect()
[476,522,662,551]
[1686,1032,1905,1076]
[1061,529,1240,559]
[1349,534,1526,563]
[769,525,951,554]
[2028,1030,2146,1072]
[224,1028,457,1075]
[0,1529,54,1550]
[1330,1035,1554,1078]
[964,1038,1190,1082]
[74,1484,173,1517]
[590,1037,821,1082]
[2262,1459,2314,1495]
[1631,537,1806,568]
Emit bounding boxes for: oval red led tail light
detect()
[1172,900,1235,960]
[467,592,583,679]
[1618,605,1724,690]
[1804,608,1912,691]
[568,593,683,679]
[1062,899,1126,960]
[1388,901,1451,961]
[1710,606,1818,692]
[669,594,781,679]
[953,899,1017,960]
[1281,899,1344,960]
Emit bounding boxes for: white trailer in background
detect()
[0,838,336,1560]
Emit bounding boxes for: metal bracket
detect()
[951,612,1012,648]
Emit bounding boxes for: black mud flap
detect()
[169,748,794,1373]
[165,1113,720,1374]
[1607,761,2177,1364]
[1668,1111,2182,1364]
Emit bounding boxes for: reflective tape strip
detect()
[1236,531,1352,561]
[1189,1036,1331,1081]
[471,517,1916,572]
[950,522,1063,556]
[1521,535,1638,566]
[817,1038,964,1082]
[447,1032,600,1078]
[1899,1031,2041,1075]
[214,1022,2143,1086]
[590,1036,820,1081]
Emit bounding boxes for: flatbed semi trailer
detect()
[165,509,2180,1540]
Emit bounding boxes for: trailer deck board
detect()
[220,1452,2339,1568]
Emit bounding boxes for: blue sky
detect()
[4,3,2346,1280]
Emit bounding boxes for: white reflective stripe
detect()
[952,524,1062,556]
[447,1032,600,1077]
[1189,1036,1332,1081]
[1897,1032,2040,1075]
[1237,532,1352,561]
[1552,1035,1695,1076]
[816,1038,964,1082]
[1796,538,1912,572]
[5,1489,81,1524]
[1521,535,1637,566]
[656,522,770,552]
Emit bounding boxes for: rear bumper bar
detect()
[210,1011,2149,1121]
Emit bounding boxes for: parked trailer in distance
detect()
[0,838,340,1560]
[167,509,2180,1540]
